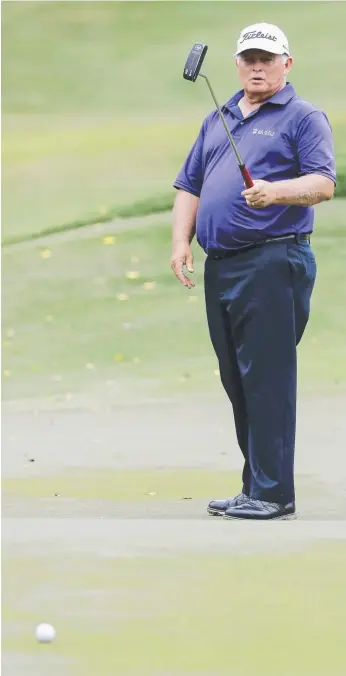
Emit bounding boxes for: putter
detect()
[183,42,254,188]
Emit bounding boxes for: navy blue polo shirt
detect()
[173,83,336,252]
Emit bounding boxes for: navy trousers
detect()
[204,238,317,504]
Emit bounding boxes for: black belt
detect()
[208,233,311,260]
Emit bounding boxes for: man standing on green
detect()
[171,23,336,520]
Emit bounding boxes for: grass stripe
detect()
[1,193,175,248]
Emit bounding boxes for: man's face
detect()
[236,49,292,96]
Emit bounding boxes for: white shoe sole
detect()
[223,512,298,521]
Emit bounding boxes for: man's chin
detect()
[248,80,267,90]
[245,81,272,97]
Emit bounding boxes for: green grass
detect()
[1,115,197,241]
[2,1,346,240]
[3,543,346,675]
[2,213,217,401]
[2,200,346,402]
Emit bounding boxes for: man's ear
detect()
[284,56,293,74]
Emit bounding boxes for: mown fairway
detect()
[2,199,346,403]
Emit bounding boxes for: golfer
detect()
[171,23,336,520]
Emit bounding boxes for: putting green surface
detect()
[3,543,346,675]
[2,1,346,240]
[2,469,240,501]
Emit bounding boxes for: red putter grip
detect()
[239,165,254,189]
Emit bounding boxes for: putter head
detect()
[183,43,208,82]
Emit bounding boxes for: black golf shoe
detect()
[223,497,297,521]
[207,492,248,516]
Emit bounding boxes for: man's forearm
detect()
[273,174,335,206]
[172,189,199,244]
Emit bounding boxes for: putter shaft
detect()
[199,73,254,188]
[199,73,242,165]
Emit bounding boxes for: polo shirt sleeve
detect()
[295,111,336,184]
[173,119,207,197]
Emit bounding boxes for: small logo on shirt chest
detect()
[252,128,275,137]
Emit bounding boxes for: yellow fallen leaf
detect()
[130,256,140,264]
[40,249,52,259]
[126,270,141,280]
[85,363,95,370]
[103,236,116,245]
[143,281,156,290]
[99,206,108,216]
[3,369,11,378]
[116,294,129,301]
[114,353,124,362]
[31,364,41,371]
[146,492,158,496]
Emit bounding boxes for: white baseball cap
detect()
[234,23,290,57]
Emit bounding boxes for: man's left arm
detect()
[242,110,337,208]
[270,173,334,206]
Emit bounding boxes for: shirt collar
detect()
[223,82,296,112]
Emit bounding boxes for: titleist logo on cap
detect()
[240,31,278,44]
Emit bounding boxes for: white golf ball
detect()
[35,623,56,643]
